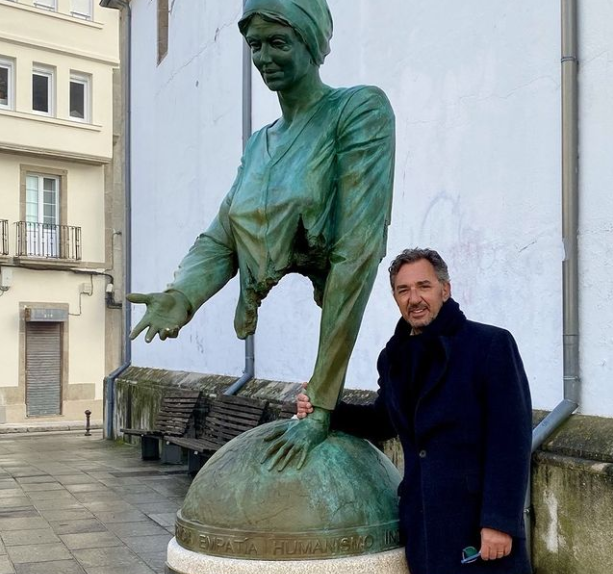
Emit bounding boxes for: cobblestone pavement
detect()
[0,430,191,574]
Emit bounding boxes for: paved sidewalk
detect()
[0,430,191,574]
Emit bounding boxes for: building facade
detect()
[0,0,120,423]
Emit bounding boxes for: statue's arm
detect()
[307,87,396,411]
[166,172,241,317]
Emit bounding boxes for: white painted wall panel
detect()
[131,0,244,376]
[577,1,613,416]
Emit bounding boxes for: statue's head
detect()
[239,0,333,91]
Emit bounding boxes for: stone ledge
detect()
[117,366,380,407]
[534,451,613,477]
[118,367,613,464]
[534,410,613,464]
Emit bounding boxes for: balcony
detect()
[1,220,8,255]
[15,221,81,261]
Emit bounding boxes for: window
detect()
[32,66,54,115]
[26,173,60,257]
[71,0,93,20]
[0,58,14,110]
[157,0,169,64]
[33,0,57,11]
[70,73,90,122]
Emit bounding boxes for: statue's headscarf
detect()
[238,0,333,66]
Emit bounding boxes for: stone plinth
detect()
[167,538,410,573]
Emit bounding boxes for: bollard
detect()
[84,409,92,436]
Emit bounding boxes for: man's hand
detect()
[480,527,512,561]
[296,382,313,419]
[127,291,191,342]
[262,407,330,471]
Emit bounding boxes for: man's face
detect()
[392,259,451,334]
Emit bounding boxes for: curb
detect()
[0,421,103,434]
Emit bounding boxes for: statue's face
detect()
[245,15,314,92]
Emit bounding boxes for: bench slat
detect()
[164,395,269,462]
[121,390,201,443]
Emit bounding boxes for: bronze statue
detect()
[128,0,395,471]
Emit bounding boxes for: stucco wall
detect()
[129,0,613,417]
[0,0,120,423]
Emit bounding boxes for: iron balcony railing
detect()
[1,220,8,256]
[15,221,82,261]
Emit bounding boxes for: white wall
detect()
[130,0,613,417]
[577,0,613,416]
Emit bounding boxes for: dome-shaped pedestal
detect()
[174,419,403,562]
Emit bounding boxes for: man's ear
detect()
[443,282,451,302]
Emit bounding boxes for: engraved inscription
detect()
[268,534,375,557]
[175,517,402,560]
[175,523,193,546]
[199,534,260,557]
[384,529,401,546]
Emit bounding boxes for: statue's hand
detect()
[262,407,331,472]
[127,291,191,342]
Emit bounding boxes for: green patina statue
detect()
[128,0,395,472]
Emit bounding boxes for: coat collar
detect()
[387,297,466,353]
[385,298,467,409]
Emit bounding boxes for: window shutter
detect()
[26,322,62,417]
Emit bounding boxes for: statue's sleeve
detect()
[308,86,395,411]
[165,167,241,316]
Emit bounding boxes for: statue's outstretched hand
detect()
[262,407,330,472]
[127,291,191,342]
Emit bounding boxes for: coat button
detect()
[418,450,427,458]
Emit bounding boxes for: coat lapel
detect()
[417,336,452,404]
[384,335,412,433]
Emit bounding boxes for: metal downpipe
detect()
[225,6,254,396]
[560,0,581,410]
[524,0,580,561]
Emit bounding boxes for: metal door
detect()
[26,322,61,416]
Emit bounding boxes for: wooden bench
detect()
[165,394,268,474]
[278,401,298,420]
[121,390,201,461]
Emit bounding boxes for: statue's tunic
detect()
[169,85,395,410]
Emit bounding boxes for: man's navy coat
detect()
[333,299,533,574]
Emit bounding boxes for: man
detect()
[298,248,533,574]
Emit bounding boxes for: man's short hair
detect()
[388,248,450,289]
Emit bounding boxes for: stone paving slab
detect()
[0,431,192,574]
[1,528,60,547]
[14,560,86,574]
[0,555,14,574]
[7,542,72,564]
[49,520,108,536]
